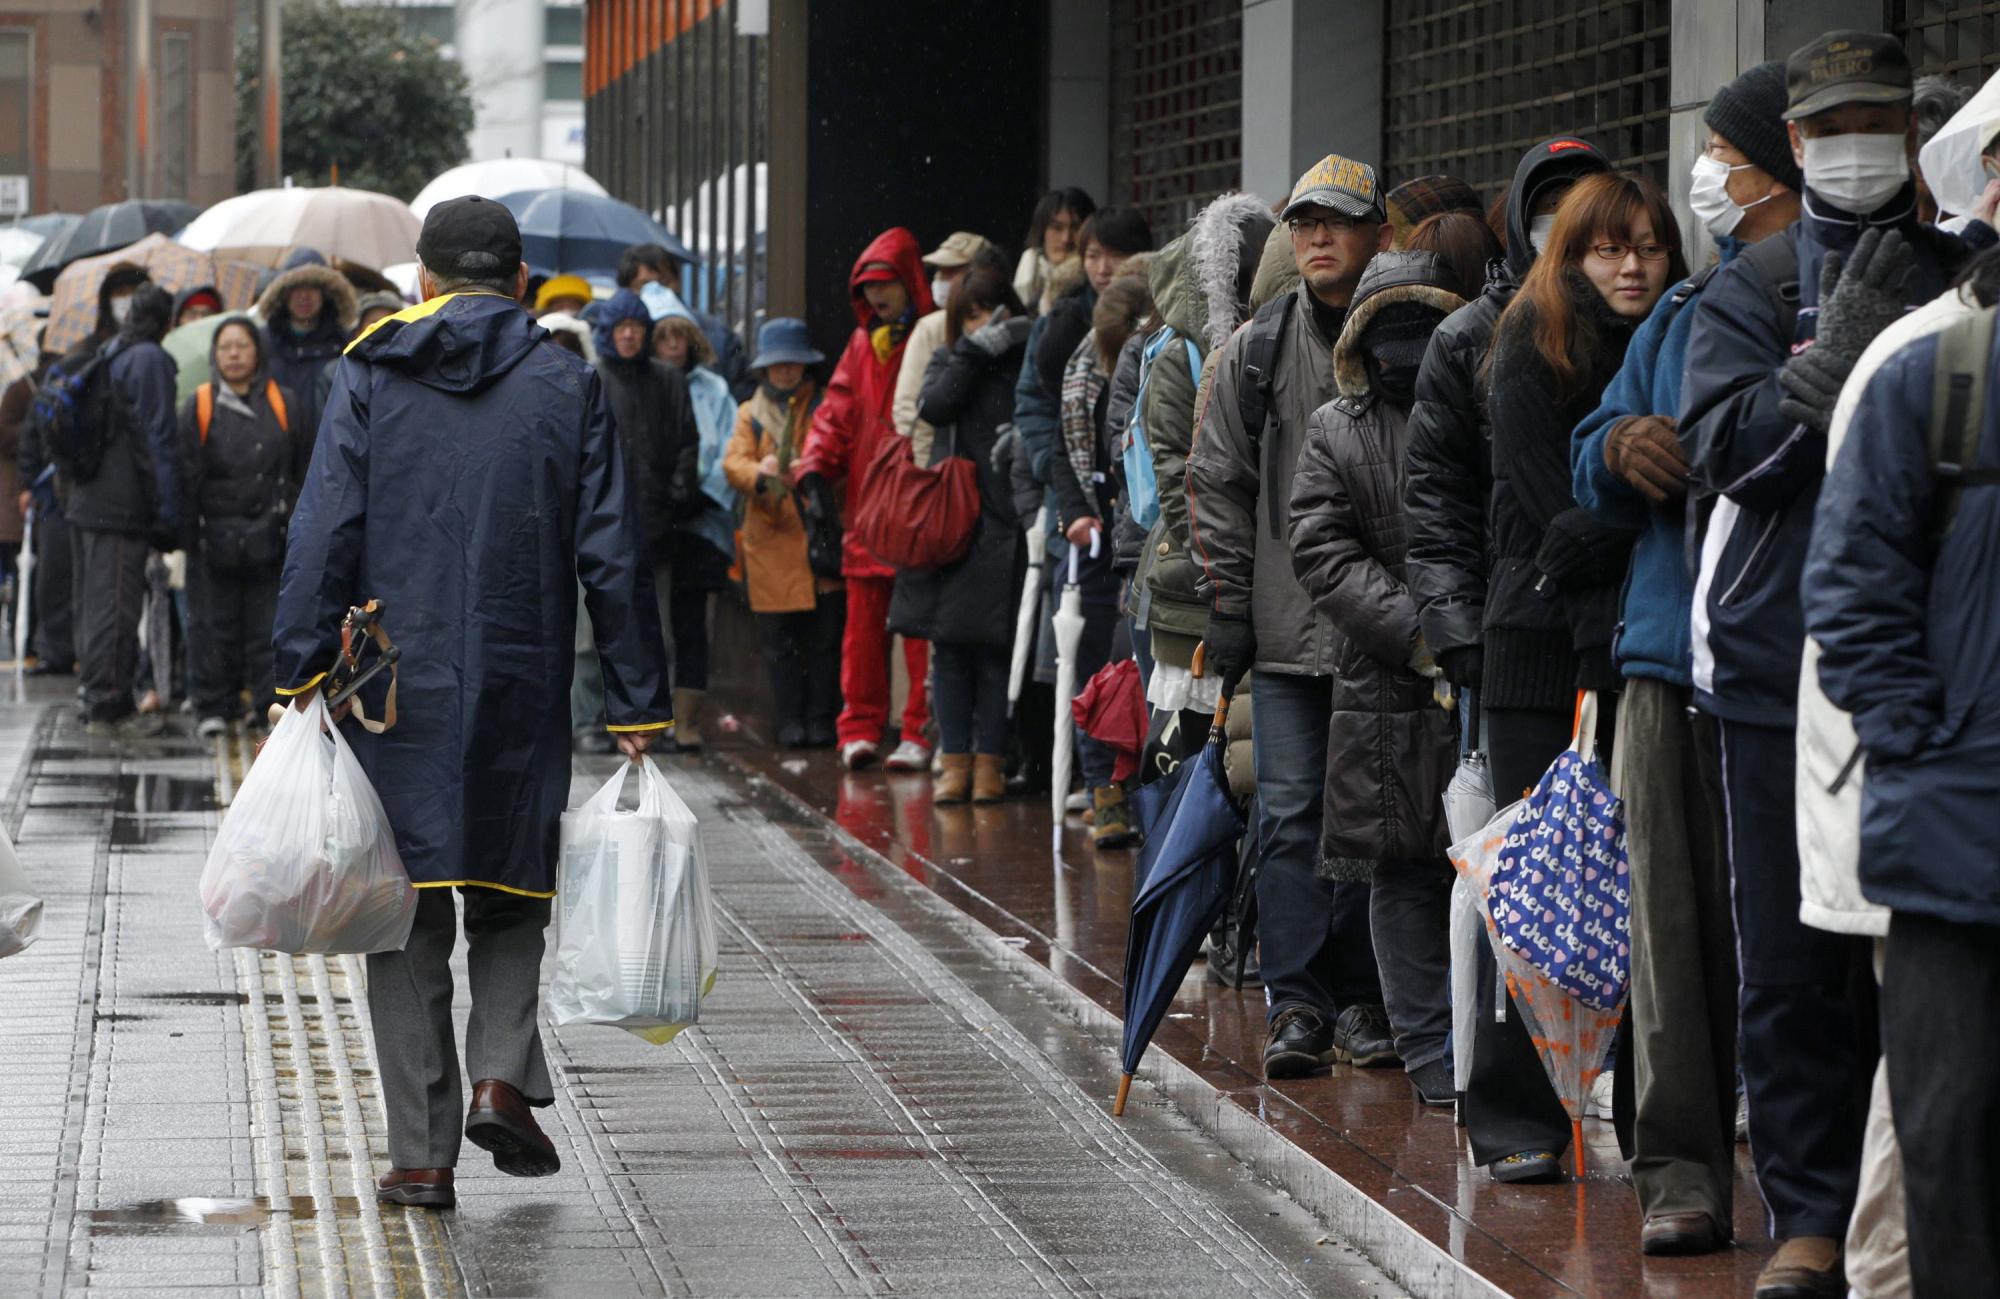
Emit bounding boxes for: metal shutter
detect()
[1110,0,1242,234]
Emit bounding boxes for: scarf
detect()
[869,310,914,365]
[1059,333,1109,490]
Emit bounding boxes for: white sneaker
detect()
[841,740,878,771]
[1064,789,1091,814]
[197,716,228,739]
[1590,1070,1615,1121]
[883,738,931,772]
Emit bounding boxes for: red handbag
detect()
[850,424,981,571]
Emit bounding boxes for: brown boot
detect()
[934,753,972,804]
[1754,1237,1844,1298]
[971,754,1006,804]
[1091,785,1139,849]
[672,688,705,750]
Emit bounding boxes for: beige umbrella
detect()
[178,186,419,271]
[43,234,260,355]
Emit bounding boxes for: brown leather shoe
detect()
[1754,1236,1845,1298]
[465,1079,561,1177]
[971,754,1006,804]
[376,1167,455,1209]
[1640,1210,1727,1256]
[934,753,972,804]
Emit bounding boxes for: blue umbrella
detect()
[495,189,696,277]
[1113,695,1246,1116]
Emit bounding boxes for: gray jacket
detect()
[1186,277,1344,675]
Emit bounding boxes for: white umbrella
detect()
[1007,505,1050,714]
[0,227,45,269]
[12,506,30,668]
[1442,688,1494,1105]
[1049,530,1097,852]
[410,159,606,219]
[1920,68,2000,224]
[177,187,419,271]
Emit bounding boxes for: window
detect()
[0,30,29,181]
[545,60,582,101]
[1893,0,2000,81]
[398,6,455,47]
[545,6,582,48]
[159,32,191,199]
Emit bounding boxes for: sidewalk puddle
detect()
[138,990,250,1007]
[88,1195,362,1231]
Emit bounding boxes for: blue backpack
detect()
[1122,328,1202,531]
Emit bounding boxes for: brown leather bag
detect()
[850,424,980,572]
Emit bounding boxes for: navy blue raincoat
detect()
[272,292,672,897]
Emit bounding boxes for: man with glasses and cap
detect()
[1186,154,1395,1080]
[272,195,673,1211]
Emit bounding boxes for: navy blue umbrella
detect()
[1114,696,1246,1116]
[495,189,696,278]
[20,201,198,291]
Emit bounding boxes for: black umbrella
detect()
[21,200,199,291]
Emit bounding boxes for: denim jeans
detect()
[1250,670,1380,1024]
[1370,857,1454,1072]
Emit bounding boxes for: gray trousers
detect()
[1613,677,1738,1224]
[367,886,554,1169]
[1370,857,1454,1072]
[73,527,146,722]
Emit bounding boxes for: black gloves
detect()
[1436,645,1484,690]
[1533,508,1638,591]
[1201,610,1257,694]
[1777,345,1853,435]
[1813,227,1914,366]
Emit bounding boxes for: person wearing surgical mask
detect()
[891,231,1000,464]
[1679,32,1996,1299]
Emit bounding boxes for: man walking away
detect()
[273,197,672,1211]
[1186,153,1394,1080]
[1679,30,1989,1298]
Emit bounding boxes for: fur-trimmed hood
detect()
[255,263,359,335]
[1331,251,1465,399]
[1151,192,1275,352]
[1092,252,1155,370]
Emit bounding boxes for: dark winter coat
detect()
[1016,261,1097,533]
[176,317,311,575]
[65,285,182,542]
[273,292,671,897]
[256,264,358,440]
[594,290,697,566]
[1481,274,1639,711]
[1803,321,2000,927]
[1289,252,1462,877]
[1404,137,1610,662]
[889,318,1031,649]
[1680,185,1970,726]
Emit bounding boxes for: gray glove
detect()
[1777,345,1854,435]
[970,313,1030,358]
[1812,227,1914,366]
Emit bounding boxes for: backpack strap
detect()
[1740,233,1803,325]
[1236,294,1294,542]
[1928,303,2000,546]
[196,383,213,445]
[266,381,288,434]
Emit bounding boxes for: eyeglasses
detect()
[1589,242,1672,263]
[1288,213,1373,236]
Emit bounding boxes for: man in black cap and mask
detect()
[272,196,673,1210]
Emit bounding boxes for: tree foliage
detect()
[236,1,475,199]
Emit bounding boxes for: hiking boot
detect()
[841,740,878,771]
[1262,1007,1336,1080]
[1754,1237,1844,1299]
[672,689,705,750]
[884,738,932,772]
[934,753,972,804]
[971,754,1006,804]
[1408,1058,1455,1106]
[1333,1003,1399,1068]
[1090,785,1139,849]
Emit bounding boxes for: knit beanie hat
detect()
[1704,61,1805,194]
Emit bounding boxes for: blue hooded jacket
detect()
[1571,239,1741,686]
[273,292,671,896]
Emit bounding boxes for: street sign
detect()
[0,176,27,218]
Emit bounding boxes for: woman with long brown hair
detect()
[1466,170,1685,1184]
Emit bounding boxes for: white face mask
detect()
[108,294,133,325]
[1689,153,1776,238]
[1802,132,1910,215]
[1528,214,1556,254]
[930,273,953,310]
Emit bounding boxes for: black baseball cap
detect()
[414,196,523,277]
[1783,31,1913,121]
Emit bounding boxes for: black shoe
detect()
[1262,1007,1336,1080]
[24,661,71,677]
[804,723,837,750]
[1489,1150,1565,1184]
[1333,1004,1399,1068]
[777,721,808,748]
[1408,1058,1454,1106]
[1204,935,1262,987]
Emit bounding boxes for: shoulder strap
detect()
[1741,233,1802,322]
[1928,303,2000,546]
[1236,294,1294,443]
[266,380,288,434]
[196,383,213,444]
[1668,260,1724,309]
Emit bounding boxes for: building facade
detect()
[365,0,586,164]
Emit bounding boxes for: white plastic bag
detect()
[0,822,41,959]
[198,693,416,954]
[550,757,716,1045]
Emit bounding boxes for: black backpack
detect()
[31,338,129,486]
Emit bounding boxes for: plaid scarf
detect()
[1059,334,1109,489]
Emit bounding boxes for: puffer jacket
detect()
[593,290,696,565]
[255,262,357,438]
[1405,137,1609,662]
[1137,193,1275,646]
[1289,252,1463,877]
[176,316,311,573]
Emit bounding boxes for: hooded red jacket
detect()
[792,227,933,579]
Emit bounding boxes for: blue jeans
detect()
[1251,670,1380,1024]
[931,643,1009,755]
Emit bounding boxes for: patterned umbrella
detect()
[0,298,46,389]
[43,234,260,355]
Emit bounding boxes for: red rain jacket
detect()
[793,227,934,578]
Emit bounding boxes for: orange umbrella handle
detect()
[1113,1074,1133,1117]
[1573,1118,1585,1180]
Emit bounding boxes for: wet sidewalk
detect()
[0,681,1399,1298]
[725,742,1780,1299]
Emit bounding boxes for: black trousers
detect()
[188,554,278,722]
[72,527,146,722]
[669,582,710,693]
[757,593,843,742]
[1885,910,2000,1299]
[33,511,74,668]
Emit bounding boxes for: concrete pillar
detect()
[1669,0,1763,269]
[255,0,282,188]
[457,0,547,162]
[1241,0,1380,205]
[1046,0,1109,199]
[126,0,151,197]
[764,0,806,319]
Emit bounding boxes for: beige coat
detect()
[722,382,838,613]
[890,308,949,463]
